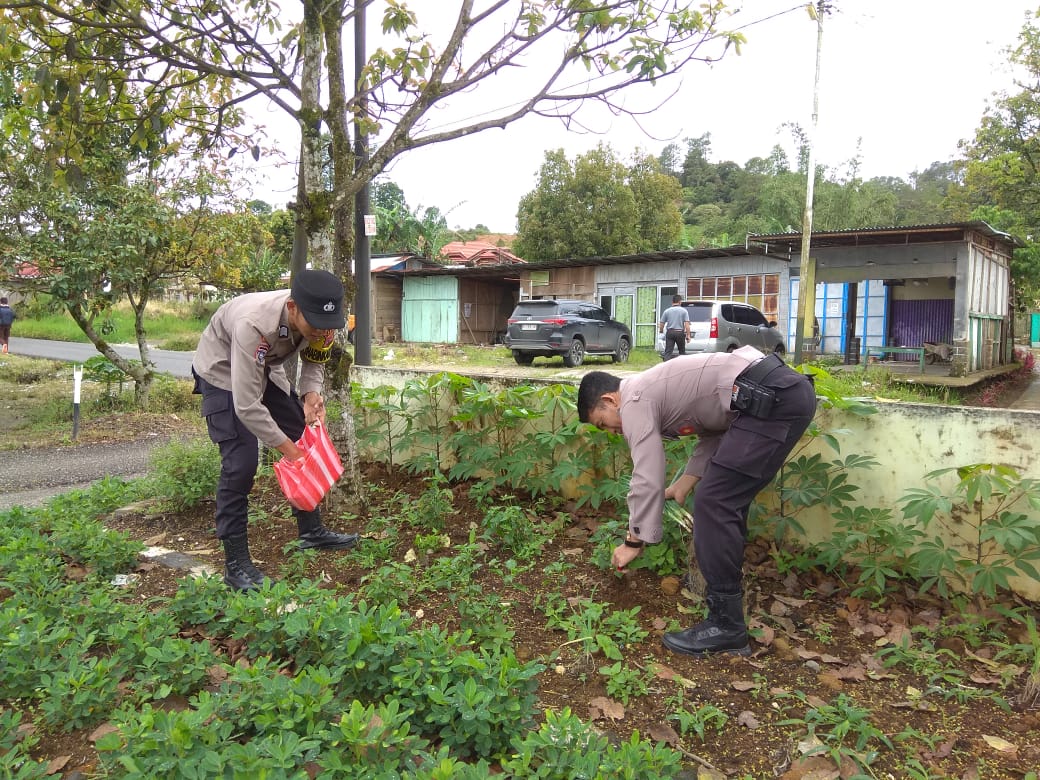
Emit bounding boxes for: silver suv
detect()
[505,299,632,367]
[656,300,786,356]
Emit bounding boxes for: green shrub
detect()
[144,437,220,510]
[501,708,684,779]
[147,374,199,412]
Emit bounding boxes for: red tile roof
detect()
[438,240,525,266]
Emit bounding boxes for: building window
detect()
[687,274,780,322]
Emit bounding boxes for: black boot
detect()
[222,533,269,591]
[295,509,360,551]
[662,590,750,657]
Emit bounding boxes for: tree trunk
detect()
[295,0,366,512]
[322,0,365,512]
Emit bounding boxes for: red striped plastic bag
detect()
[273,421,345,511]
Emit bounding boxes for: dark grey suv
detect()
[504,299,632,367]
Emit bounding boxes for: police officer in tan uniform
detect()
[577,346,816,656]
[193,269,359,590]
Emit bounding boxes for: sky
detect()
[242,1,1039,235]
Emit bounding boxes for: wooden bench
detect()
[865,346,926,373]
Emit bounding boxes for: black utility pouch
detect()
[731,378,777,418]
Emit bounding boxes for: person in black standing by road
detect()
[192,269,360,590]
[0,297,15,354]
[658,295,690,361]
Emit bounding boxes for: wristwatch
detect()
[624,535,645,549]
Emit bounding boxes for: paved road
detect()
[8,336,194,378]
[0,439,165,511]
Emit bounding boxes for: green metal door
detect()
[635,286,657,348]
[402,276,459,343]
[614,294,634,331]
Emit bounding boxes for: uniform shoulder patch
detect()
[255,338,271,366]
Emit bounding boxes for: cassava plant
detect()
[901,463,1040,599]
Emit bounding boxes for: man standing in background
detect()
[658,295,690,361]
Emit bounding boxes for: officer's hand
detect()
[611,543,642,572]
[276,439,304,461]
[303,392,327,425]
[665,474,700,505]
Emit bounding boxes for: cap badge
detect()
[323,301,336,312]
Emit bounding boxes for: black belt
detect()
[737,353,785,384]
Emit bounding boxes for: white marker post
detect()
[72,364,82,440]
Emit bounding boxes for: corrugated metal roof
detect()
[748,220,1024,253]
[377,245,761,278]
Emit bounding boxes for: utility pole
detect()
[794,1,831,365]
[353,4,372,366]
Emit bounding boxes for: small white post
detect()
[72,365,82,440]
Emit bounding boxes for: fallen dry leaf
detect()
[45,755,71,775]
[654,664,697,689]
[588,696,625,721]
[890,699,938,712]
[852,622,887,639]
[771,615,800,637]
[773,594,810,608]
[88,723,119,742]
[832,664,867,681]
[780,754,840,780]
[981,734,1017,754]
[749,618,775,646]
[737,710,761,729]
[731,680,758,692]
[922,739,955,760]
[647,721,680,746]
[877,624,912,648]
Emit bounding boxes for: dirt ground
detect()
[11,463,1034,779]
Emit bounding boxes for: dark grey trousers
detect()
[692,365,817,591]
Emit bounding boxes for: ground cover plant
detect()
[2,368,1040,778]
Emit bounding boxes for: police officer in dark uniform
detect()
[192,269,359,590]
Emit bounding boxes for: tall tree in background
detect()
[515,144,682,259]
[369,181,460,258]
[955,10,1040,306]
[628,150,684,251]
